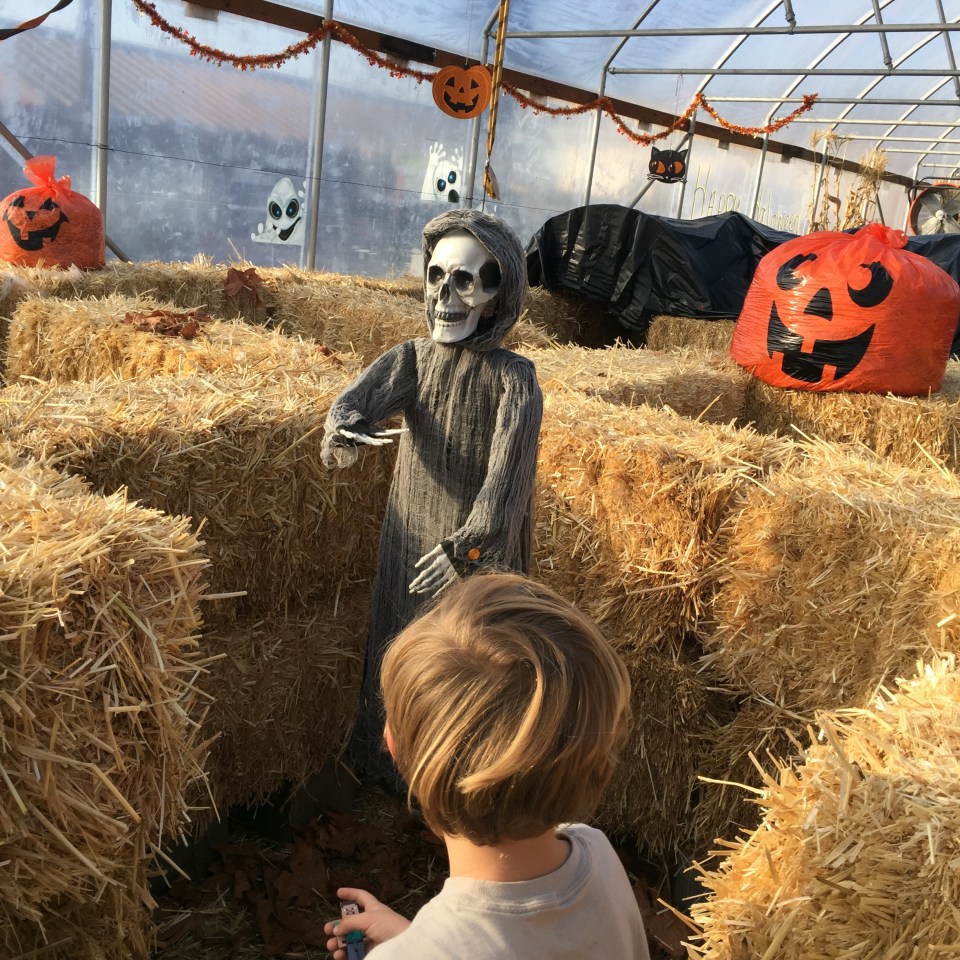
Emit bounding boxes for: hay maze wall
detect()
[2,262,960,956]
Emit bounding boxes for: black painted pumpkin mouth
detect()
[443,91,480,114]
[766,301,875,383]
[3,202,69,252]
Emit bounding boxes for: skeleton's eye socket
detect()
[286,199,300,218]
[269,202,283,220]
[428,265,445,286]
[452,270,475,294]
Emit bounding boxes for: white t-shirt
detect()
[369,823,651,959]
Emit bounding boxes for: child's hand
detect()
[324,887,411,959]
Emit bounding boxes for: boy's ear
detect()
[384,723,396,759]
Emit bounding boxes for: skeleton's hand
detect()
[337,427,408,447]
[408,544,458,596]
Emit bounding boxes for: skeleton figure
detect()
[322,209,542,784]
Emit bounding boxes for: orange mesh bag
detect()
[0,155,105,269]
[731,222,960,395]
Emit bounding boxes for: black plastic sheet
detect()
[526,205,960,353]
[525,205,795,334]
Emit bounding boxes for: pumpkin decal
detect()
[731,223,960,395]
[0,155,105,269]
[432,64,492,120]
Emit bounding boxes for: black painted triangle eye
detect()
[848,261,893,308]
[777,253,817,290]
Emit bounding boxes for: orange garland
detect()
[131,0,817,143]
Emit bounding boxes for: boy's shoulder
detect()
[368,823,649,960]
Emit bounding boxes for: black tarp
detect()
[526,204,960,353]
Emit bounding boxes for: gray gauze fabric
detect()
[321,209,543,781]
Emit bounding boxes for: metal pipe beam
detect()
[505,23,960,39]
[464,7,500,209]
[749,133,770,218]
[871,0,894,70]
[584,1,663,207]
[790,117,960,125]
[608,67,960,76]
[827,135,960,142]
[935,0,960,99]
[674,114,695,217]
[303,0,333,271]
[705,96,960,106]
[95,0,112,228]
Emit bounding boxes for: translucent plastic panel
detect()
[0,3,98,201]
[476,97,597,239]
[104,3,317,264]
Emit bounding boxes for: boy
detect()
[324,572,650,959]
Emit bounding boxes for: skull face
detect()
[426,229,500,343]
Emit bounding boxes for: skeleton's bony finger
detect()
[408,565,442,591]
[371,427,409,437]
[338,429,393,446]
[413,545,445,570]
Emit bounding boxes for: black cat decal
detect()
[648,146,687,183]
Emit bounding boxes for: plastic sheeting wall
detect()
[0,2,914,274]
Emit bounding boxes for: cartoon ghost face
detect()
[263,178,304,243]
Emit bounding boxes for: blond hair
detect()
[380,572,631,845]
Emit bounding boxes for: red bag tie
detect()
[23,155,72,200]
[857,221,907,249]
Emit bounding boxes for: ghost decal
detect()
[251,177,306,244]
[420,143,464,204]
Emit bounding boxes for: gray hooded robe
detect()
[321,209,543,783]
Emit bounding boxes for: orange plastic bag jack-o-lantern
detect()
[0,155,105,269]
[731,223,960,395]
[432,64,492,120]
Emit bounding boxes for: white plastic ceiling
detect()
[296,0,960,181]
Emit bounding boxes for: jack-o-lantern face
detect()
[731,224,960,396]
[766,252,892,383]
[0,155,105,269]
[2,194,69,251]
[432,65,492,120]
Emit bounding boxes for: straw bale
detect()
[690,700,803,858]
[535,393,790,648]
[6,293,359,385]
[199,589,368,812]
[0,260,422,365]
[524,344,748,423]
[593,650,715,857]
[0,458,210,960]
[0,260,571,371]
[740,361,960,474]
[0,369,392,619]
[702,441,960,716]
[688,656,960,960]
[533,395,791,855]
[646,315,736,352]
[523,286,628,346]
